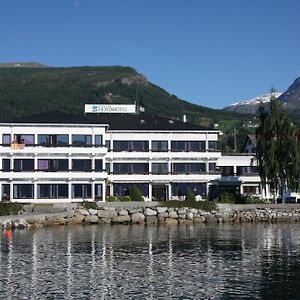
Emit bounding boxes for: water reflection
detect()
[1,224,300,299]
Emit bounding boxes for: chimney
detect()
[183,115,187,123]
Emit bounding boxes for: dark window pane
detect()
[152,141,168,152]
[72,159,92,171]
[209,163,217,172]
[95,184,102,197]
[152,163,168,174]
[2,184,10,201]
[72,135,92,146]
[95,159,103,171]
[2,134,11,145]
[13,184,34,199]
[72,184,92,198]
[208,141,218,150]
[14,159,34,171]
[95,135,103,145]
[2,159,10,171]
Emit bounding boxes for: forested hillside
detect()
[0,65,254,150]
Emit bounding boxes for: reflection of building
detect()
[0,111,267,203]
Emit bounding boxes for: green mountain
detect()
[0,64,254,150]
[0,65,249,121]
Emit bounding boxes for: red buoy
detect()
[5,229,11,239]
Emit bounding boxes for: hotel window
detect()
[151,141,168,152]
[2,184,10,201]
[94,159,103,171]
[113,183,149,197]
[171,141,205,152]
[38,184,68,198]
[13,184,34,199]
[72,159,92,172]
[13,134,34,145]
[171,183,207,197]
[95,184,103,199]
[113,141,149,152]
[2,134,11,145]
[243,185,260,194]
[220,166,234,176]
[113,163,149,174]
[95,135,103,145]
[172,163,206,174]
[38,159,68,171]
[208,141,218,151]
[2,159,10,171]
[237,166,258,175]
[152,163,169,174]
[71,184,92,198]
[209,163,217,172]
[13,159,34,171]
[38,134,69,146]
[72,135,92,147]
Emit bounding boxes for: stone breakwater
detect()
[2,204,300,230]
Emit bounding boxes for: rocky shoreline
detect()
[2,204,300,230]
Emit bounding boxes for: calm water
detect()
[1,224,300,300]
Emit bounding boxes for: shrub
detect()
[185,188,196,202]
[240,194,268,204]
[119,196,131,202]
[217,192,236,204]
[130,186,144,201]
[107,195,117,202]
[81,201,97,210]
[0,203,23,216]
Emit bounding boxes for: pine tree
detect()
[256,96,300,199]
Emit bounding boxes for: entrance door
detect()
[152,185,167,201]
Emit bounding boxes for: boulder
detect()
[118,210,129,216]
[78,208,90,216]
[145,216,158,224]
[98,210,118,219]
[131,213,145,223]
[178,219,193,225]
[158,212,169,218]
[98,218,112,224]
[112,215,131,224]
[84,215,99,224]
[186,212,194,220]
[178,209,187,215]
[165,218,178,225]
[169,211,178,219]
[157,207,167,213]
[88,209,98,215]
[205,214,218,224]
[68,213,85,224]
[178,214,186,219]
[128,208,143,214]
[144,208,157,216]
[193,216,206,223]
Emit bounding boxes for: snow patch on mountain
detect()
[229,92,283,107]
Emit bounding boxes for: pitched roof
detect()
[4,111,216,131]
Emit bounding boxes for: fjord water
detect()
[1,224,300,300]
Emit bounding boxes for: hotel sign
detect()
[85,104,136,114]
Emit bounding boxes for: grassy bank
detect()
[0,203,23,216]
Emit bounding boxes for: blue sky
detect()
[1,0,300,108]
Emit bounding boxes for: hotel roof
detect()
[5,111,217,131]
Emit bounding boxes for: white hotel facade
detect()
[0,109,264,203]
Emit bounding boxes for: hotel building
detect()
[0,110,263,203]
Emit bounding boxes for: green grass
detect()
[0,202,23,216]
